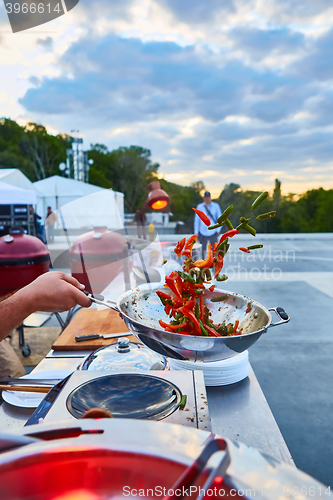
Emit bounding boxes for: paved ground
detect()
[44,233,333,485]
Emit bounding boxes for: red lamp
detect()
[146,181,169,210]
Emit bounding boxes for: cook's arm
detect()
[0,272,91,342]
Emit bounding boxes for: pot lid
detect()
[0,233,49,260]
[66,373,182,420]
[79,337,168,372]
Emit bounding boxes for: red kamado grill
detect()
[69,227,128,294]
[0,229,50,356]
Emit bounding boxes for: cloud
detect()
[36,37,53,50]
[295,28,333,81]
[20,34,310,127]
[228,27,305,61]
[157,0,235,23]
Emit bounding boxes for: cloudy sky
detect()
[1,0,333,197]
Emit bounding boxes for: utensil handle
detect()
[0,385,52,393]
[268,307,290,327]
[83,291,118,311]
[75,334,101,342]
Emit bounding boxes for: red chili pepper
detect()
[217,229,239,247]
[174,238,186,256]
[214,253,223,279]
[233,320,240,333]
[208,285,215,292]
[246,305,252,314]
[159,319,185,331]
[180,307,201,335]
[193,243,214,268]
[183,299,196,310]
[239,247,250,253]
[193,208,211,226]
[204,324,220,337]
[164,304,172,315]
[213,242,218,251]
[165,271,183,299]
[180,234,197,257]
[172,296,184,308]
[156,291,172,300]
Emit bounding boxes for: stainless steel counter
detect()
[0,350,293,466]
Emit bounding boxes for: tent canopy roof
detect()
[0,168,34,191]
[34,176,123,198]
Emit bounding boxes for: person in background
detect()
[0,272,92,378]
[32,207,43,240]
[45,206,57,243]
[134,210,147,239]
[194,191,222,258]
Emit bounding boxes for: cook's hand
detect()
[19,272,92,313]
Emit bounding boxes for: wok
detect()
[86,284,290,363]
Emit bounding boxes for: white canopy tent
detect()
[0,169,35,191]
[0,180,37,205]
[34,176,124,231]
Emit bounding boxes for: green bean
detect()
[204,269,212,281]
[251,191,269,210]
[216,274,228,281]
[211,295,228,302]
[208,223,222,230]
[194,303,200,319]
[217,204,234,224]
[225,218,234,230]
[205,307,217,329]
[179,395,187,410]
[177,271,196,284]
[243,224,256,236]
[247,244,263,250]
[199,320,209,336]
[236,218,251,231]
[256,211,276,220]
[217,243,230,257]
[158,296,167,306]
[189,268,197,280]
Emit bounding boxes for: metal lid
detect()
[79,338,168,372]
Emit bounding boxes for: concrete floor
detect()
[44,233,333,485]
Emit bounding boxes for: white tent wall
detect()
[0,169,35,191]
[0,181,37,204]
[34,176,124,230]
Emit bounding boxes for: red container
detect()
[0,232,50,297]
[69,227,128,294]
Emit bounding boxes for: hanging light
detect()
[146,181,169,210]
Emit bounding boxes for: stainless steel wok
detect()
[86,284,290,363]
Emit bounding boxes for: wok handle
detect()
[268,307,290,328]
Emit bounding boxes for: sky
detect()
[1,0,333,198]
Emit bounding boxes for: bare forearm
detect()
[0,290,34,341]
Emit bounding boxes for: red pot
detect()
[0,231,50,297]
[69,227,128,294]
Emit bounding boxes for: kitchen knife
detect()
[75,332,130,342]
[24,373,73,426]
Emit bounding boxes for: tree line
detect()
[1,118,332,232]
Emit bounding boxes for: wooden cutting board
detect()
[52,308,139,351]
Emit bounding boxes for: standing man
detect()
[194,191,222,258]
[45,206,57,243]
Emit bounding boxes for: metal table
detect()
[0,349,293,466]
